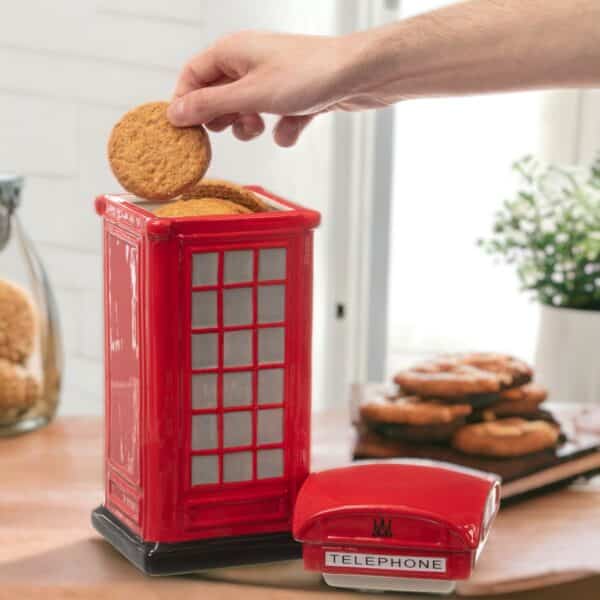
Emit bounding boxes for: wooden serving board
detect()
[351,385,600,501]
[354,427,600,499]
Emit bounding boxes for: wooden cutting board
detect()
[1,415,600,599]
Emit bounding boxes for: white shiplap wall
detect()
[2,0,339,414]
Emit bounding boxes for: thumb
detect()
[167,80,258,127]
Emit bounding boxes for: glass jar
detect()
[0,174,62,435]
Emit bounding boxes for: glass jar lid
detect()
[0,174,23,251]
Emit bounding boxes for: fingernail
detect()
[167,98,184,125]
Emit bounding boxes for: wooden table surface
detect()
[1,416,600,600]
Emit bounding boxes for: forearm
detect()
[343,0,600,101]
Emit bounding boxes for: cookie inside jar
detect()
[150,179,275,217]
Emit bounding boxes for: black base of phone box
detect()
[91,505,302,575]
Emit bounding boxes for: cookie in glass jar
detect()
[0,358,40,425]
[0,278,36,364]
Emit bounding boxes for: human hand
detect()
[167,30,384,147]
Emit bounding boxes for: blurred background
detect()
[2,0,599,415]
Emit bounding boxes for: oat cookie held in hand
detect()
[108,101,211,200]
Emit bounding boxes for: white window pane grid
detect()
[258,284,285,324]
[224,329,253,366]
[257,408,284,444]
[258,368,284,405]
[191,455,218,486]
[259,248,286,281]
[191,373,217,409]
[190,249,287,487]
[192,290,217,328]
[223,287,253,326]
[257,449,284,480]
[224,250,253,284]
[223,371,252,407]
[191,333,218,369]
[192,252,218,287]
[191,414,218,450]
[223,410,252,447]
[258,327,285,364]
[223,451,253,482]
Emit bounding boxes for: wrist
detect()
[334,25,411,100]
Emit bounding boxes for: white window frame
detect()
[329,0,598,399]
[325,0,401,407]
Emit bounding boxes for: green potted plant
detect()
[479,154,600,403]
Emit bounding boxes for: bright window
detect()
[387,0,546,374]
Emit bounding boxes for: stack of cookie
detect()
[0,279,40,425]
[108,101,271,217]
[154,179,270,217]
[360,353,561,459]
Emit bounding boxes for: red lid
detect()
[293,461,499,551]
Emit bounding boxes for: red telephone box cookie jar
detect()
[91,187,320,575]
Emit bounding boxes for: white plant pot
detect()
[535,304,600,404]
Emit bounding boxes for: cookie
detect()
[181,179,270,213]
[452,417,560,457]
[108,101,211,200]
[154,198,252,218]
[480,407,561,430]
[489,383,548,416]
[448,383,546,412]
[360,395,471,426]
[369,421,465,444]
[440,392,501,409]
[0,279,35,364]
[394,353,533,399]
[0,358,39,420]
[360,395,471,443]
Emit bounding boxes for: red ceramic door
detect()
[181,241,295,534]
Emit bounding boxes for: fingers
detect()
[273,115,315,147]
[232,114,265,141]
[199,112,314,145]
[206,113,239,132]
[167,79,257,126]
[205,112,265,140]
